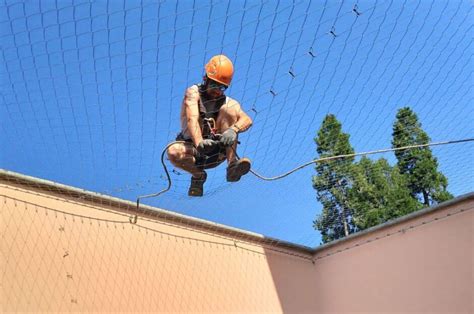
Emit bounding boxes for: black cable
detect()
[136,141,184,210]
[136,137,474,207]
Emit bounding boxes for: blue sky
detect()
[1,0,473,246]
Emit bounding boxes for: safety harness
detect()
[198,84,227,140]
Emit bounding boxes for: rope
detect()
[137,137,474,206]
[245,138,474,181]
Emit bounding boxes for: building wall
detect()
[287,197,473,313]
[0,182,314,313]
[1,176,473,313]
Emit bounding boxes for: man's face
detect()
[205,78,227,99]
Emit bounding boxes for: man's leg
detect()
[216,107,251,182]
[217,106,239,164]
[167,142,207,196]
[167,142,202,176]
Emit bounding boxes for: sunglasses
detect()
[207,79,228,92]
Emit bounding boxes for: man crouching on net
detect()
[167,55,253,197]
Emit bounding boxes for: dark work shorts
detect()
[176,133,226,170]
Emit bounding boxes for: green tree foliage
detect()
[312,114,355,243]
[349,157,421,230]
[313,109,453,244]
[392,107,453,206]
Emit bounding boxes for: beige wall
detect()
[0,182,314,313]
[280,197,473,314]
[1,174,473,313]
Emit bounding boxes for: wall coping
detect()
[1,169,472,256]
[0,169,313,256]
[313,191,474,254]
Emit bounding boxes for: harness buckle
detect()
[203,118,217,136]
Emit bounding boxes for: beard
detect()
[205,88,224,99]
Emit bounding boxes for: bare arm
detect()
[184,86,203,146]
[230,101,253,133]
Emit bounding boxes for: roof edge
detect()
[312,191,474,254]
[0,169,314,255]
[2,169,471,256]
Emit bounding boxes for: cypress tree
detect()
[392,107,453,206]
[349,157,421,230]
[313,114,355,243]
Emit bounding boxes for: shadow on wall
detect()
[263,250,318,313]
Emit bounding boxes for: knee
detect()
[167,144,184,162]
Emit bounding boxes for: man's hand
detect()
[220,128,237,146]
[197,139,216,153]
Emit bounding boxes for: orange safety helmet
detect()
[205,55,234,86]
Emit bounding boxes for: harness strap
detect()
[197,84,227,139]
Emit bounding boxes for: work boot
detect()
[226,158,251,182]
[188,171,207,197]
